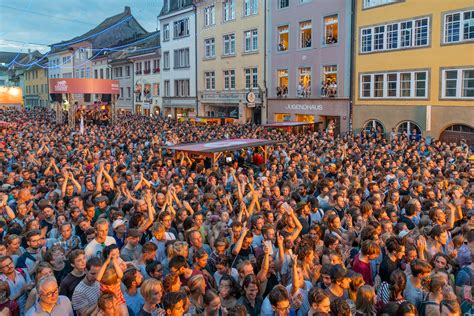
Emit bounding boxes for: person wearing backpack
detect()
[418,274,446,316]
[0,255,33,313]
[455,241,473,315]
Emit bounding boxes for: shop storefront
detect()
[162,97,197,119]
[267,98,350,134]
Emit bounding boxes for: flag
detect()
[80,115,84,135]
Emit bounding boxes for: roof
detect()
[50,6,147,52]
[159,0,194,17]
[0,51,28,68]
[127,31,160,57]
[263,122,319,128]
[165,139,280,153]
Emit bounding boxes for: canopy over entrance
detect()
[263,121,320,134]
[165,138,279,165]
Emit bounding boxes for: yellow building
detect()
[353,0,474,144]
[24,58,49,109]
[195,0,265,124]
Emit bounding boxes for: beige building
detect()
[196,0,265,123]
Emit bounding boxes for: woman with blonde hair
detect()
[187,274,206,315]
[354,285,377,316]
[138,278,164,315]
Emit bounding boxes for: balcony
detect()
[135,70,142,75]
[321,81,338,98]
[143,69,151,75]
[152,68,160,74]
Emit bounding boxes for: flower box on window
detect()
[135,70,142,75]
[153,68,160,73]
[144,69,151,74]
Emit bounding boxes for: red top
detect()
[352,253,373,286]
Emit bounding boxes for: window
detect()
[244,68,258,89]
[279,0,289,9]
[204,38,215,58]
[444,10,474,43]
[100,69,104,79]
[223,0,235,22]
[374,74,384,97]
[204,5,215,26]
[163,52,170,70]
[127,87,131,98]
[400,73,411,97]
[361,29,372,52]
[363,0,398,9]
[80,68,85,78]
[106,68,110,79]
[442,68,474,98]
[205,71,215,90]
[387,73,397,97]
[164,80,170,97]
[153,83,159,96]
[174,48,190,68]
[244,0,258,16]
[300,0,311,3]
[153,59,160,73]
[324,15,338,45]
[62,57,68,64]
[386,24,398,49]
[120,88,124,99]
[361,17,429,53]
[94,69,98,79]
[364,120,384,134]
[174,79,190,97]
[360,71,428,99]
[115,67,122,78]
[300,21,312,48]
[244,30,258,52]
[223,34,236,55]
[163,24,170,41]
[136,62,142,74]
[397,121,421,136]
[224,70,236,90]
[297,67,311,97]
[277,69,288,97]
[322,65,337,97]
[144,61,151,74]
[126,66,130,77]
[278,25,289,51]
[173,19,189,38]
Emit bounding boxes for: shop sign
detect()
[285,104,323,111]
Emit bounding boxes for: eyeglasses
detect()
[40,288,58,298]
[0,261,13,269]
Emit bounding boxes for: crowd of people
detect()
[0,108,472,316]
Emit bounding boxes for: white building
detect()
[158,0,197,118]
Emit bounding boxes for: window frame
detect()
[223,34,236,56]
[205,71,216,91]
[163,24,170,41]
[204,5,216,27]
[323,14,339,45]
[443,10,474,44]
[363,0,399,9]
[243,0,258,16]
[223,0,235,22]
[359,70,429,99]
[278,0,289,9]
[244,29,259,52]
[441,68,474,99]
[223,70,236,90]
[299,20,312,49]
[204,38,216,59]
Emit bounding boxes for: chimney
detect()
[28,49,32,62]
[124,6,131,14]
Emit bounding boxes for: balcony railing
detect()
[135,70,142,75]
[152,68,160,73]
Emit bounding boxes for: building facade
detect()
[110,51,134,113]
[196,0,266,124]
[23,58,49,108]
[353,0,474,144]
[159,0,197,118]
[266,0,352,134]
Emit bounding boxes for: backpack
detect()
[15,268,27,282]
[418,293,439,316]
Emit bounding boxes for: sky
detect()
[0,0,164,53]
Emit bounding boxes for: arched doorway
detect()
[397,121,421,137]
[440,124,474,145]
[363,119,384,134]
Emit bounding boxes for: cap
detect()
[112,219,128,230]
[330,264,351,281]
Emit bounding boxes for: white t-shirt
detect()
[84,237,116,259]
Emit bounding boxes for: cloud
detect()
[0,0,164,53]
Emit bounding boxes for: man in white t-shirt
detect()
[84,219,116,259]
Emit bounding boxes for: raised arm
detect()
[257,245,270,282]
[231,225,249,256]
[288,209,303,242]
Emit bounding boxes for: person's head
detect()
[169,255,189,276]
[43,245,66,266]
[396,302,418,316]
[163,273,181,292]
[241,274,259,301]
[360,239,381,261]
[97,292,117,316]
[431,253,451,272]
[85,257,102,283]
[145,261,163,280]
[410,259,432,278]
[162,291,187,316]
[269,284,291,316]
[94,218,109,243]
[125,228,141,247]
[0,280,10,304]
[219,274,239,299]
[237,260,254,281]
[35,262,54,282]
[193,248,209,269]
[308,287,330,314]
[390,269,407,300]
[0,256,14,275]
[330,264,351,289]
[427,274,447,295]
[69,249,86,271]
[386,237,405,260]
[36,276,59,306]
[203,289,221,314]
[26,229,42,250]
[430,225,448,246]
[355,285,376,314]
[60,222,73,239]
[140,278,164,306]
[330,298,351,316]
[188,229,203,249]
[188,274,206,295]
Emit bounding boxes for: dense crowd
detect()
[0,108,472,316]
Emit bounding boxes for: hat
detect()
[112,219,127,230]
[0,184,13,192]
[330,264,351,281]
[95,196,109,204]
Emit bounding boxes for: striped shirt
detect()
[71,280,100,312]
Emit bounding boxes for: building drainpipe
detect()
[263,0,268,125]
[194,4,199,117]
[349,0,356,133]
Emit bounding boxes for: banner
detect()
[48,78,120,94]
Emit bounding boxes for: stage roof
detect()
[165,139,279,153]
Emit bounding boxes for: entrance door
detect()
[253,107,261,125]
[326,116,341,135]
